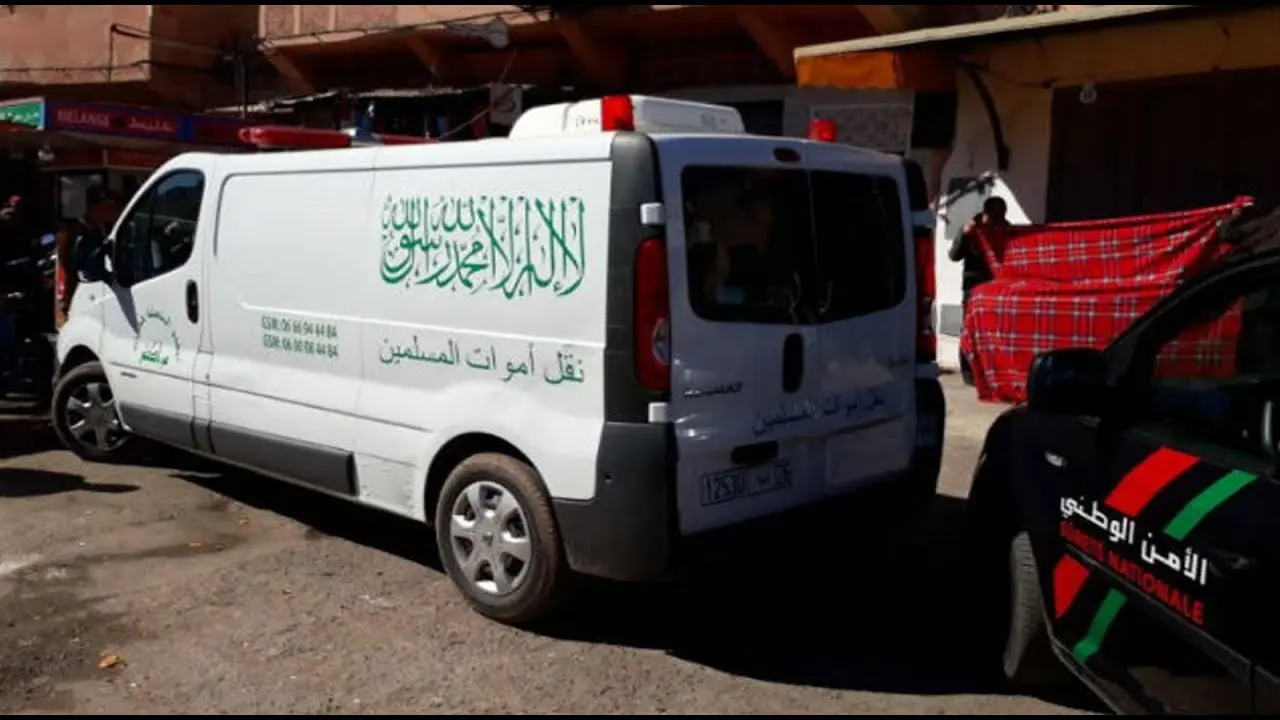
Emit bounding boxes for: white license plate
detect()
[699,459,793,507]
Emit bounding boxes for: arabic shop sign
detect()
[0,100,43,130]
[39,99,250,147]
[48,101,179,140]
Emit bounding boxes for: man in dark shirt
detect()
[63,188,121,315]
[0,195,32,266]
[949,196,1009,384]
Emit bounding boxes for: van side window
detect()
[115,170,204,286]
[680,166,907,325]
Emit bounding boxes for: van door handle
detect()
[782,333,804,394]
[185,280,199,323]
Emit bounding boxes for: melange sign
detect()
[378,194,587,299]
[50,104,179,139]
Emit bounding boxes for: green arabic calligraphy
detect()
[378,335,586,386]
[132,308,181,367]
[378,194,587,299]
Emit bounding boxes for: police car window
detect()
[117,170,204,286]
[681,166,906,324]
[1138,283,1280,459]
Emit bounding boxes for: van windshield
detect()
[681,166,906,325]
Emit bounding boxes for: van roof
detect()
[163,130,907,180]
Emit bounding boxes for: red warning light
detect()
[808,119,838,143]
[239,126,352,150]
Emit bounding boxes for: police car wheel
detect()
[1003,531,1062,687]
[434,452,570,626]
[51,361,132,463]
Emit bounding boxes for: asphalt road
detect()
[0,375,1100,715]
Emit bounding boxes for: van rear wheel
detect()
[51,361,132,463]
[434,453,569,625]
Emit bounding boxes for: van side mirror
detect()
[1026,348,1108,416]
[76,237,112,283]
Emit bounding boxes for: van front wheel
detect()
[51,361,132,463]
[434,453,569,625]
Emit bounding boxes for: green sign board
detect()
[0,100,44,130]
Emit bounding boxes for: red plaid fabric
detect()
[961,197,1251,404]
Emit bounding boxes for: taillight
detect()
[601,95,636,132]
[809,118,837,142]
[634,237,670,392]
[915,230,937,363]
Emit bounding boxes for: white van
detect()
[51,95,945,624]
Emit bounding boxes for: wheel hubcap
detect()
[65,381,126,452]
[449,481,532,597]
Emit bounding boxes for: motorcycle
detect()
[0,233,57,408]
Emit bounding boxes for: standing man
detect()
[62,188,122,317]
[949,196,1010,384]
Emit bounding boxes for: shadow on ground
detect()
[0,413,60,460]
[160,451,1102,711]
[0,467,137,498]
[168,462,440,571]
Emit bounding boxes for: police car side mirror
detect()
[1026,348,1108,416]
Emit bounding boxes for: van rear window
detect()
[681,166,906,325]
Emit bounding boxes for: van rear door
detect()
[656,137,915,535]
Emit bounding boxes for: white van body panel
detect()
[653,135,917,535]
[206,151,376,497]
[200,136,613,519]
[357,136,613,510]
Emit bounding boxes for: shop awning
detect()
[794,5,1204,91]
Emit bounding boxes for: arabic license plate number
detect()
[699,460,793,507]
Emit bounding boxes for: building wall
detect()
[0,4,263,109]
[152,5,263,108]
[259,5,528,43]
[0,5,154,86]
[933,6,1280,370]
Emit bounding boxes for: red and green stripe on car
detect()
[1049,447,1257,664]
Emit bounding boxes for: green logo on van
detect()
[134,308,181,367]
[378,194,587,299]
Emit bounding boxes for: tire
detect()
[51,360,132,463]
[1002,531,1062,687]
[434,452,569,625]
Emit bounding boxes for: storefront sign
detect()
[0,99,44,130]
[48,101,180,140]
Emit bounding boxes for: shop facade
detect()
[795,5,1276,371]
[253,5,999,146]
[0,96,250,227]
